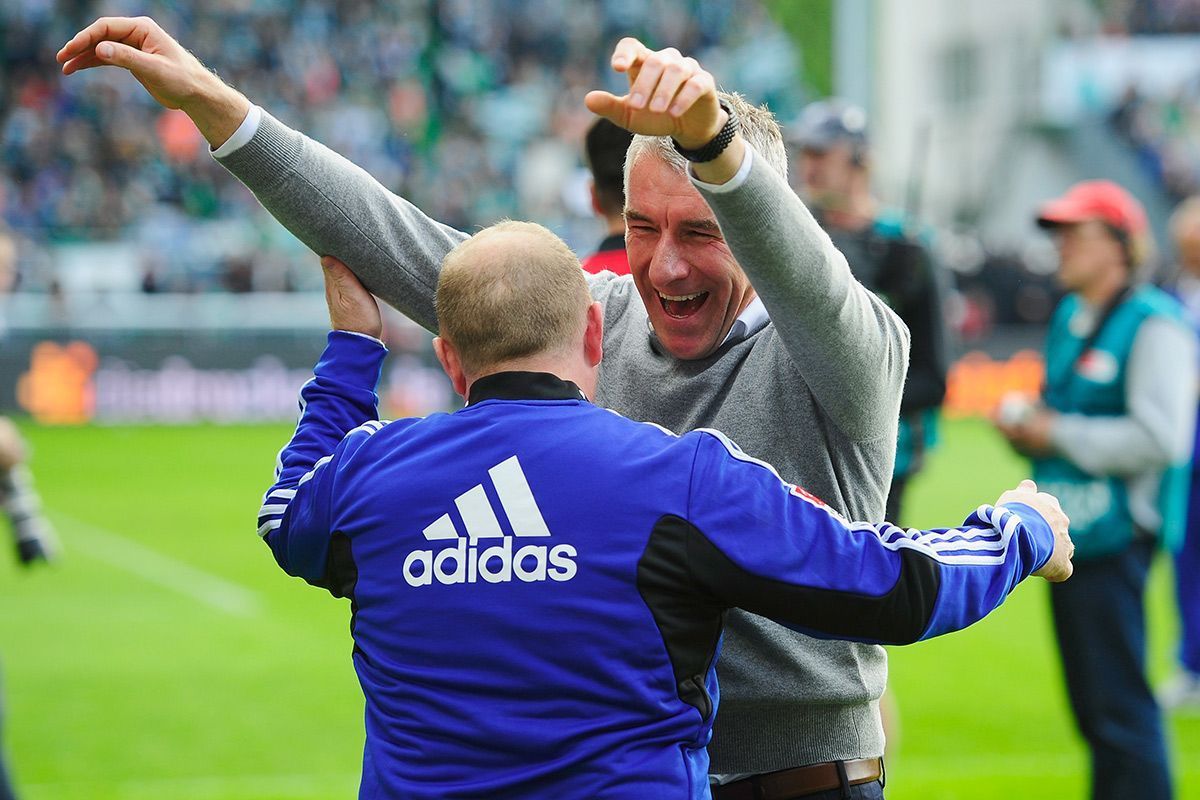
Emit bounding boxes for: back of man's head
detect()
[623,92,788,192]
[585,118,634,220]
[436,221,591,376]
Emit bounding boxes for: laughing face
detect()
[624,154,757,360]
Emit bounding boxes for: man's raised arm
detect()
[59,16,465,333]
[698,146,910,441]
[587,39,909,441]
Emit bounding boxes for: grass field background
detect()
[0,417,1195,799]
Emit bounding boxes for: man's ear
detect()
[584,301,604,368]
[433,337,469,401]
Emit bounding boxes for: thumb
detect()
[585,90,627,124]
[96,40,156,73]
[321,256,355,287]
[322,256,369,300]
[1017,479,1037,492]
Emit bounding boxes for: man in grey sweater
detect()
[60,22,909,797]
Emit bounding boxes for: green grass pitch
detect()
[0,417,1195,799]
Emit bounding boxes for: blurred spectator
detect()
[1160,194,1200,711]
[996,180,1196,800]
[580,117,631,275]
[1109,82,1200,202]
[1,0,801,294]
[1103,0,1200,34]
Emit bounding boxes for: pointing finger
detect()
[60,52,105,75]
[58,16,151,63]
[612,37,649,72]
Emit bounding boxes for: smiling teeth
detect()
[659,291,704,302]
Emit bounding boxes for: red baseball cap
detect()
[1036,180,1148,236]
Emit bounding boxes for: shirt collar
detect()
[466,371,587,406]
[721,295,769,345]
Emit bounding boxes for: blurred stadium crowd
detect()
[1103,0,1200,202]
[6,0,1200,338]
[0,0,798,294]
[1110,84,1200,202]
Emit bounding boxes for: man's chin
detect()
[655,325,719,361]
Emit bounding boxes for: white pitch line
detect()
[53,511,262,617]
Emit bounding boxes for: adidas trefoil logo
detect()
[403,455,577,588]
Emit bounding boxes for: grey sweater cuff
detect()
[213,111,303,191]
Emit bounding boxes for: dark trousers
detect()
[1050,540,1172,800]
[1177,466,1200,674]
[711,780,884,800]
[806,780,883,800]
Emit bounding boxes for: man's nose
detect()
[649,239,689,285]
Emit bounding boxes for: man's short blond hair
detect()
[623,91,788,197]
[435,221,591,375]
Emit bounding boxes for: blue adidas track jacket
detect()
[259,332,1056,799]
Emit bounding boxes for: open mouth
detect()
[658,291,710,319]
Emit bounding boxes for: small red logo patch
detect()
[790,484,829,508]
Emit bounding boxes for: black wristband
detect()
[672,99,739,163]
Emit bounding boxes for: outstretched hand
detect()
[585,37,724,150]
[322,256,382,339]
[57,17,249,147]
[996,479,1074,583]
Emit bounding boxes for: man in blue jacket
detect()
[264,219,1073,799]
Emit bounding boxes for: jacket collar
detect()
[466,371,587,406]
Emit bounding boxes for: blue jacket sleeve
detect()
[257,331,387,592]
[684,429,1056,644]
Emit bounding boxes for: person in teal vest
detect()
[1159,196,1200,711]
[790,100,949,525]
[996,180,1197,800]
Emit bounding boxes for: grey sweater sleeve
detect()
[215,111,469,333]
[1051,316,1197,476]
[694,150,910,441]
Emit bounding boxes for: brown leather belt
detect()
[711,758,883,800]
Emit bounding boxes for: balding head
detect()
[435,221,597,383]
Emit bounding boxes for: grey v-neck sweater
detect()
[218,111,909,773]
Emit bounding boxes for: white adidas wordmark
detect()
[403,455,577,588]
